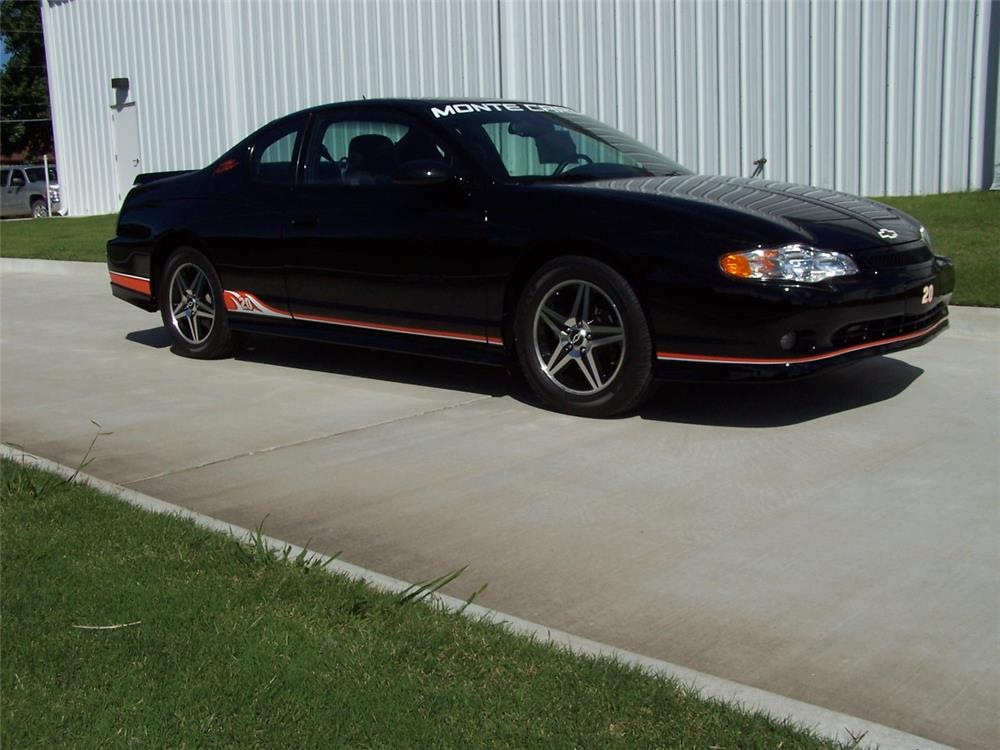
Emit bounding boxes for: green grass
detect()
[1,457,849,749]
[2,191,994,305]
[875,191,999,307]
[0,213,114,262]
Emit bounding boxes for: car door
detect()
[0,169,10,217]
[4,169,29,217]
[13,169,31,215]
[283,108,490,346]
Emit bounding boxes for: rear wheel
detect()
[159,247,233,358]
[514,256,654,417]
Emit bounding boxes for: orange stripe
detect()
[294,310,487,343]
[656,317,947,365]
[225,289,500,345]
[109,272,151,296]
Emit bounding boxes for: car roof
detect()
[233,98,578,156]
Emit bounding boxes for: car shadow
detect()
[125,326,173,349]
[637,356,924,428]
[125,327,924,426]
[233,334,512,398]
[124,327,510,397]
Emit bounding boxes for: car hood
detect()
[565,174,923,249]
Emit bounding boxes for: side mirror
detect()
[10,176,25,187]
[392,160,453,186]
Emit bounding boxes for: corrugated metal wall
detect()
[42,0,999,216]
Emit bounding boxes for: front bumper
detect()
[649,251,954,381]
[654,309,948,381]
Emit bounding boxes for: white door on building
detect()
[112,102,141,204]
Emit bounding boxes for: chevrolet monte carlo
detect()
[107,99,953,417]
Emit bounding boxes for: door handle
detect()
[290,215,319,228]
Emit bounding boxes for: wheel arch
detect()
[500,240,648,353]
[149,231,212,301]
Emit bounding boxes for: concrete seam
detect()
[123,394,495,485]
[0,443,957,750]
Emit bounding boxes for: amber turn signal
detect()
[720,253,752,278]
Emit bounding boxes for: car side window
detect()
[304,117,449,186]
[252,119,304,185]
[480,121,639,178]
[1,169,9,188]
[25,167,55,183]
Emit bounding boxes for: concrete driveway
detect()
[2,260,997,749]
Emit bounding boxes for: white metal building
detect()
[41,0,1000,217]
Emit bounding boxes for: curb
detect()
[0,443,956,750]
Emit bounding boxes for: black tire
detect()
[158,247,234,359]
[514,256,654,417]
[31,199,48,218]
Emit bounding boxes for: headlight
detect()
[719,244,859,283]
[48,188,59,202]
[919,225,933,251]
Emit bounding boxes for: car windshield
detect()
[25,167,57,183]
[433,105,690,182]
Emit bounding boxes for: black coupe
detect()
[108,99,953,416]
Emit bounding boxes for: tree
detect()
[1,0,53,159]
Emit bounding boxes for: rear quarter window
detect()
[252,118,305,184]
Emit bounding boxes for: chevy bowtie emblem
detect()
[878,228,898,240]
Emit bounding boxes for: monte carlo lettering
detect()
[430,102,574,118]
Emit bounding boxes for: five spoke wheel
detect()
[167,262,216,345]
[159,248,234,359]
[515,256,654,417]
[533,280,626,395]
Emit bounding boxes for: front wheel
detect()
[31,199,48,218]
[159,247,234,358]
[514,256,654,417]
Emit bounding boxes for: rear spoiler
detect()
[133,170,195,186]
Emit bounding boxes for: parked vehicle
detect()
[0,165,63,218]
[107,99,953,417]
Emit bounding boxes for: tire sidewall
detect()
[159,247,232,359]
[514,256,653,417]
